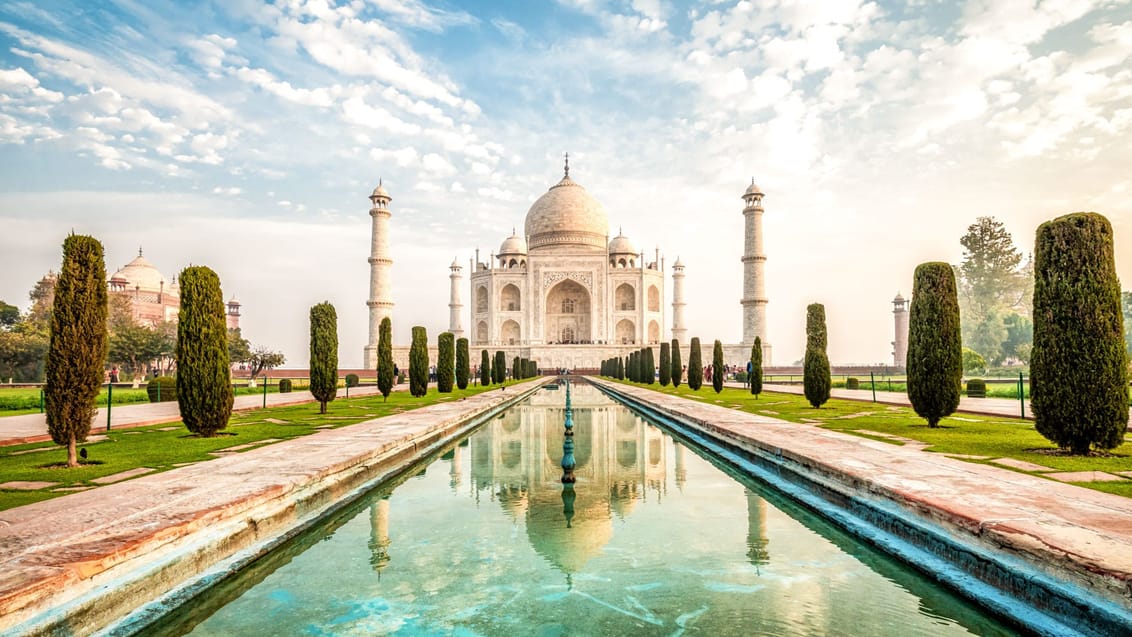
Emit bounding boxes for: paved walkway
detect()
[0,385,398,446]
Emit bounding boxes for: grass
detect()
[614,380,1132,498]
[0,381,327,417]
[0,380,521,511]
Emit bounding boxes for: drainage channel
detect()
[590,378,1132,637]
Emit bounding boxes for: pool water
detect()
[144,384,1017,636]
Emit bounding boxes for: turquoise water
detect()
[147,385,1016,636]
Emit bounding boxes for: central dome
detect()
[524,175,609,252]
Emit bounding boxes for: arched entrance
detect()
[501,319,520,345]
[545,279,591,344]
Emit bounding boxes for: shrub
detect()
[688,338,703,390]
[962,348,987,375]
[803,304,831,408]
[309,302,339,414]
[278,378,292,393]
[456,337,470,390]
[966,378,986,398]
[1031,213,1128,453]
[480,350,491,386]
[45,235,108,466]
[750,336,763,397]
[377,317,394,401]
[409,326,428,397]
[712,340,724,393]
[397,372,405,384]
[907,262,962,427]
[177,266,234,436]
[437,332,455,392]
[146,376,177,402]
[846,377,859,390]
[659,342,671,386]
[345,373,359,388]
[735,371,748,383]
[671,338,682,388]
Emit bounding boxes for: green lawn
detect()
[614,380,1132,498]
[0,381,324,417]
[0,381,520,511]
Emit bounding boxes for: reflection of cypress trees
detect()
[368,498,392,575]
[449,444,462,491]
[745,490,770,568]
[674,441,687,491]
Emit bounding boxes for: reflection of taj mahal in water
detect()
[367,387,770,578]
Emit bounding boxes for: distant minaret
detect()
[363,180,394,369]
[448,259,464,338]
[671,257,687,344]
[225,297,241,330]
[740,179,769,355]
[892,293,909,368]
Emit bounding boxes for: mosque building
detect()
[366,157,771,371]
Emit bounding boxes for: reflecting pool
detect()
[146,384,1017,636]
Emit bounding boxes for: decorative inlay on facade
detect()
[542,271,593,292]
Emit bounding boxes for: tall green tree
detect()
[456,337,470,390]
[1002,312,1034,364]
[803,304,831,408]
[750,336,763,397]
[177,266,234,435]
[227,328,252,367]
[409,326,428,397]
[377,317,394,400]
[493,350,506,384]
[0,300,18,328]
[671,338,682,388]
[1031,213,1128,454]
[712,340,724,393]
[687,337,703,390]
[437,332,455,392]
[957,216,1030,364]
[659,342,671,386]
[616,356,624,380]
[512,355,521,381]
[108,323,166,378]
[907,263,962,428]
[1122,291,1132,360]
[309,302,339,414]
[480,349,491,385]
[44,235,108,466]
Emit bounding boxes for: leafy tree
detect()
[493,350,506,384]
[227,328,252,364]
[1031,213,1127,454]
[803,304,831,408]
[0,300,19,328]
[1001,312,1034,364]
[480,349,491,385]
[437,332,455,392]
[907,263,962,428]
[177,266,234,435]
[0,329,48,382]
[688,337,703,390]
[44,235,108,467]
[309,302,339,414]
[751,336,763,397]
[965,308,1007,366]
[108,323,166,378]
[956,216,1030,365]
[455,337,469,390]
[377,317,394,400]
[409,326,428,397]
[245,345,285,380]
[671,338,682,388]
[961,348,987,375]
[659,342,671,386]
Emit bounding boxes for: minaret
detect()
[671,257,687,344]
[225,297,241,330]
[363,180,394,369]
[740,179,769,352]
[892,293,909,368]
[448,259,464,338]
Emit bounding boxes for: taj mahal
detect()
[364,156,771,371]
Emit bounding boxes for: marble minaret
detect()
[892,293,909,368]
[740,180,769,353]
[671,257,687,344]
[448,259,464,338]
[363,180,394,369]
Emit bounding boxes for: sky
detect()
[0,0,1130,369]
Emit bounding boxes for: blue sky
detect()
[1,0,1130,368]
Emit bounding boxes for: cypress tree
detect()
[671,338,682,388]
[712,340,724,393]
[907,263,962,427]
[616,356,624,380]
[455,337,469,390]
[659,342,671,386]
[480,349,491,386]
[750,336,764,398]
[512,356,521,380]
[688,337,703,390]
[377,317,394,401]
[44,234,108,466]
[309,302,338,414]
[437,332,455,392]
[409,326,428,397]
[494,350,506,383]
[176,266,234,434]
[645,346,655,385]
[1031,213,1128,453]
[627,351,635,382]
[803,303,831,408]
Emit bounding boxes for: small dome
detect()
[673,256,684,268]
[499,231,528,256]
[227,296,241,306]
[524,174,609,252]
[743,179,764,198]
[371,180,390,200]
[608,232,636,255]
[893,292,905,302]
[109,250,167,292]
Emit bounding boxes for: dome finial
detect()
[138,246,143,257]
[564,152,569,178]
